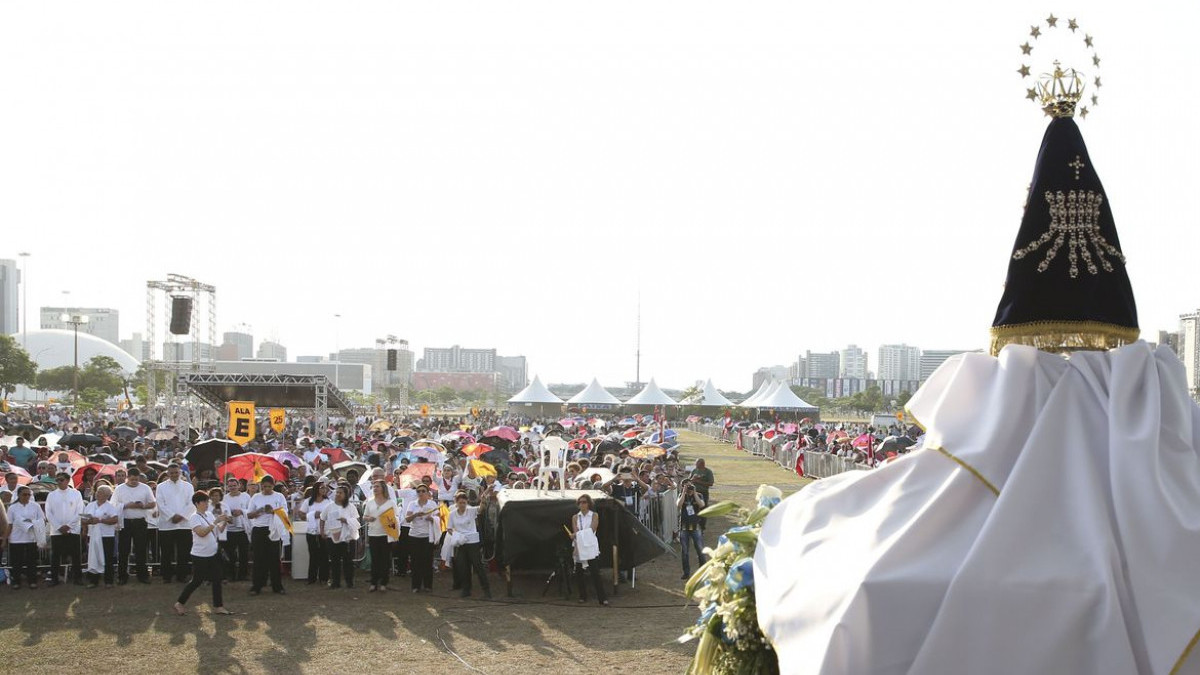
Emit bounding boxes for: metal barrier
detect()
[801,451,870,478]
[635,489,678,544]
[687,422,871,480]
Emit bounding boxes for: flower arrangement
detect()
[679,485,782,675]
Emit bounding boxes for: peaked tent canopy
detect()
[507,376,564,404]
[739,379,779,407]
[682,379,734,407]
[567,378,623,406]
[625,378,678,406]
[753,382,819,413]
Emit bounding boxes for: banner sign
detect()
[269,408,286,434]
[228,401,256,445]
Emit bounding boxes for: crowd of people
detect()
[0,405,718,610]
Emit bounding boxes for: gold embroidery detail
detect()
[1011,190,1125,277]
[989,320,1139,356]
[1171,626,1200,675]
[931,446,1000,497]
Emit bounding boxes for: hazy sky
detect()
[3,2,1196,393]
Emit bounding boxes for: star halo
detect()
[1015,14,1102,120]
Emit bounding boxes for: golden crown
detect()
[1037,61,1085,118]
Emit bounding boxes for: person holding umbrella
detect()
[173,491,232,616]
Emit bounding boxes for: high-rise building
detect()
[120,332,149,361]
[161,341,213,362]
[752,365,789,390]
[220,331,254,360]
[1179,312,1200,398]
[41,307,120,344]
[919,349,971,380]
[878,344,921,381]
[496,355,528,393]
[0,259,17,336]
[337,340,413,399]
[839,345,868,379]
[804,351,840,379]
[257,340,287,362]
[421,345,497,373]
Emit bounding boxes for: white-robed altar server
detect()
[753,63,1200,675]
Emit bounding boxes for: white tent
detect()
[739,379,779,407]
[753,382,819,412]
[682,379,734,407]
[625,378,678,406]
[507,376,564,404]
[567,378,623,406]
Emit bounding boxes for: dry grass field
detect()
[0,431,809,674]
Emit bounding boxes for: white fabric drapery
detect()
[754,342,1200,675]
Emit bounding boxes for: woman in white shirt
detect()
[299,482,330,585]
[7,486,46,589]
[404,484,439,593]
[173,491,232,615]
[362,481,398,592]
[82,485,121,587]
[321,485,357,589]
[447,491,491,598]
[570,494,608,606]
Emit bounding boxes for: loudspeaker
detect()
[169,297,193,335]
[387,349,397,371]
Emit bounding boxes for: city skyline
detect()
[3,3,1197,392]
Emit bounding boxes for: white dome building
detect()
[13,329,140,374]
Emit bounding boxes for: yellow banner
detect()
[0,399,7,413]
[420,404,429,417]
[269,408,286,434]
[469,459,497,478]
[380,506,400,539]
[228,400,256,445]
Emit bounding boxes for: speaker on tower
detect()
[387,349,398,371]
[169,296,193,335]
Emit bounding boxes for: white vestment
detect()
[755,342,1200,675]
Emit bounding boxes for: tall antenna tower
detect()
[635,291,641,385]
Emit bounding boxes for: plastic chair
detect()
[536,437,569,497]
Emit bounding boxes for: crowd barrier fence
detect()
[686,422,871,479]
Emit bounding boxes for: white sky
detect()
[2,2,1196,393]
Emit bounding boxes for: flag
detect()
[379,506,400,539]
[252,460,268,483]
[273,507,293,534]
[228,401,256,445]
[469,459,496,478]
[269,408,286,433]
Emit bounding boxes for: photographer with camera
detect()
[677,479,708,580]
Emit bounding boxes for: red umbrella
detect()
[852,433,874,450]
[483,426,520,442]
[461,442,494,459]
[312,447,350,465]
[622,430,641,439]
[73,463,119,488]
[1,466,33,486]
[399,462,438,487]
[567,438,592,453]
[219,453,288,483]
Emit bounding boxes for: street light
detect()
[60,312,89,406]
[333,313,342,389]
[18,252,30,349]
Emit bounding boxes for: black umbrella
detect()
[594,438,624,456]
[184,439,246,472]
[112,426,140,440]
[12,423,45,439]
[880,436,917,454]
[136,419,159,431]
[479,435,513,450]
[60,433,105,447]
[91,453,120,465]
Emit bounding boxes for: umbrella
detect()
[781,423,800,434]
[56,450,88,471]
[620,437,640,449]
[111,426,140,440]
[558,418,577,427]
[880,436,917,454]
[314,447,350,465]
[368,420,392,432]
[852,433,875,450]
[219,453,289,483]
[60,433,104,448]
[72,463,119,488]
[11,423,45,439]
[411,439,446,454]
[622,429,642,439]
[268,450,304,468]
[0,465,33,486]
[618,417,637,427]
[628,444,666,460]
[594,438,624,455]
[576,467,615,487]
[400,461,438,484]
[798,418,812,426]
[484,426,520,442]
[441,430,475,443]
[647,429,678,444]
[90,453,120,465]
[461,443,494,459]
[34,432,63,447]
[185,439,246,473]
[396,428,419,438]
[826,430,849,444]
[146,429,179,441]
[567,438,592,453]
[136,419,159,430]
[410,445,445,463]
[329,460,369,479]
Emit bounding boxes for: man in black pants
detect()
[247,475,287,595]
[155,463,194,583]
[222,479,251,581]
[113,469,154,584]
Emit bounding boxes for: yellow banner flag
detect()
[252,460,268,483]
[228,400,256,445]
[438,502,450,532]
[273,507,293,534]
[420,404,429,417]
[469,459,497,478]
[0,399,8,413]
[269,408,286,434]
[379,506,400,539]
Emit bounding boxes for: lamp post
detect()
[60,312,89,406]
[333,313,341,390]
[18,252,30,348]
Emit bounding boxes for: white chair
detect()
[536,437,570,496]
